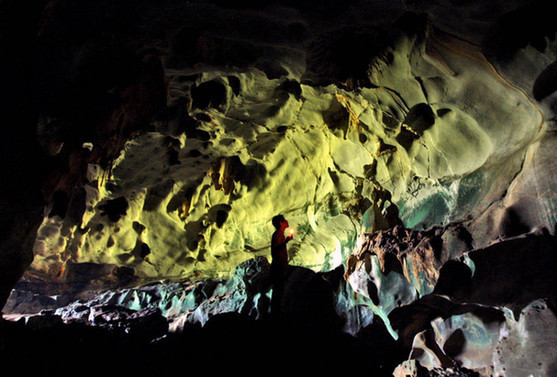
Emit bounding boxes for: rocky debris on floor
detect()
[393,359,481,377]
[0,257,397,376]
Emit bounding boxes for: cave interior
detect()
[0,0,556,376]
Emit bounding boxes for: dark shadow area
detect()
[432,231,557,318]
[482,0,557,61]
[396,103,435,150]
[500,205,532,238]
[323,97,351,137]
[433,259,473,298]
[99,196,129,222]
[48,190,70,218]
[302,25,395,89]
[533,60,557,102]
[466,232,557,316]
[207,204,232,228]
[403,103,436,134]
[191,80,228,110]
[443,328,466,359]
[0,312,395,376]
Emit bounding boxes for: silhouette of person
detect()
[270,214,293,316]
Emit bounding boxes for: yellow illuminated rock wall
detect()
[29,13,546,285]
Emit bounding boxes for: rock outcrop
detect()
[2,256,394,375]
[14,0,548,292]
[345,226,556,375]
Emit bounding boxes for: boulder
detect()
[494,299,557,377]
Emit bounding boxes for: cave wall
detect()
[1,0,556,322]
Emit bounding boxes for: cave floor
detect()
[0,313,402,376]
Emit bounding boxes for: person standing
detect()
[270,214,293,316]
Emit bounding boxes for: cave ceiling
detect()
[0,0,556,304]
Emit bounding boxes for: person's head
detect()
[272,214,288,230]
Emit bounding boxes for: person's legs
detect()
[271,267,285,317]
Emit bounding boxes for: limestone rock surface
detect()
[15,0,549,293]
[493,299,557,377]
